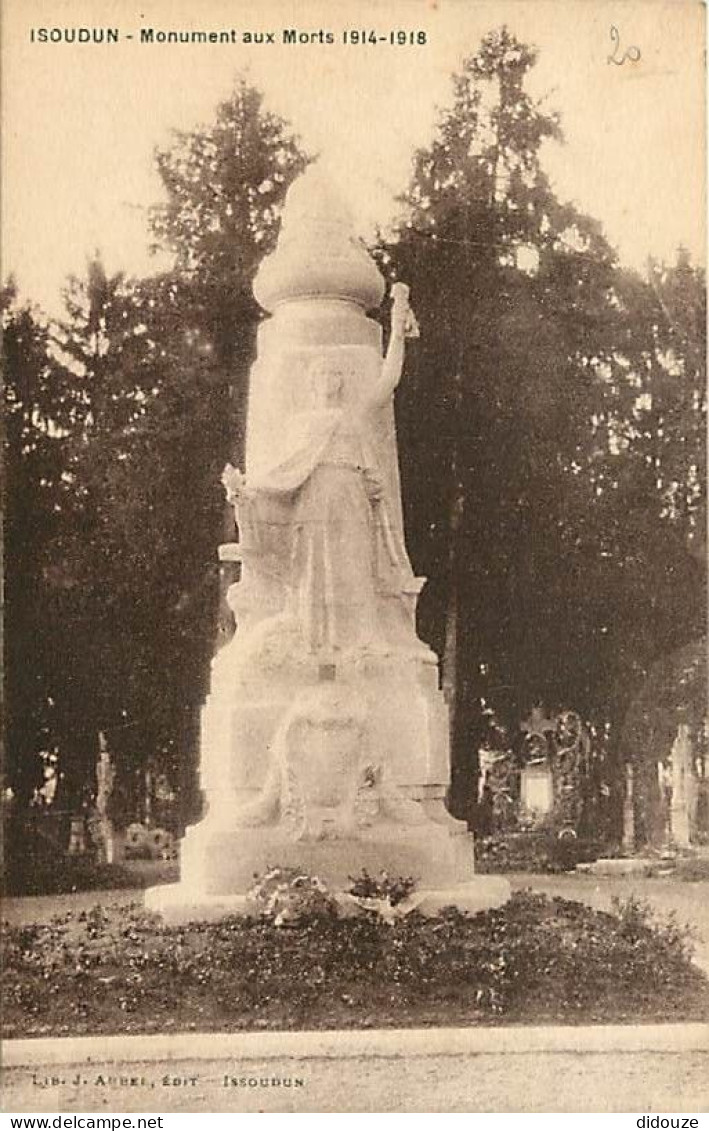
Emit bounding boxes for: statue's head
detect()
[308,355,347,408]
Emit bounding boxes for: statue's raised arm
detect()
[374,283,420,406]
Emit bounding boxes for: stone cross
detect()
[520,705,556,741]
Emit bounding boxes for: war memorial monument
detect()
[146,169,510,920]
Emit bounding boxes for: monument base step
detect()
[144,876,511,924]
[175,815,477,895]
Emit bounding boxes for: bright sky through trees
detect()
[2,0,705,314]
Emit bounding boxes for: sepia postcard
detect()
[2,0,707,1116]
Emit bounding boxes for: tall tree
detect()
[150,82,310,650]
[150,81,310,460]
[46,263,224,813]
[2,283,85,803]
[385,28,705,815]
[578,251,707,757]
[10,86,312,821]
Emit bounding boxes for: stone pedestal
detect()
[146,170,508,921]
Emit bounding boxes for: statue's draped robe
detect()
[249,390,414,656]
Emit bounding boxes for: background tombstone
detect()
[519,706,555,824]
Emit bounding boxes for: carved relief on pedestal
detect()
[227,685,430,843]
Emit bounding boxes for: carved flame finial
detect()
[253,165,385,313]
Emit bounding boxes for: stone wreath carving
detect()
[230,685,428,842]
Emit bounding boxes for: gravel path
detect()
[4,1049,708,1112]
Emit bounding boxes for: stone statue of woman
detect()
[224,284,418,658]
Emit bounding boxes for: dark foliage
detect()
[3,810,148,896]
[475,832,605,874]
[3,86,309,828]
[382,29,706,815]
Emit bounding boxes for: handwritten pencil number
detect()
[607,25,641,65]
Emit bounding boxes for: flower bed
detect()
[3,891,706,1037]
